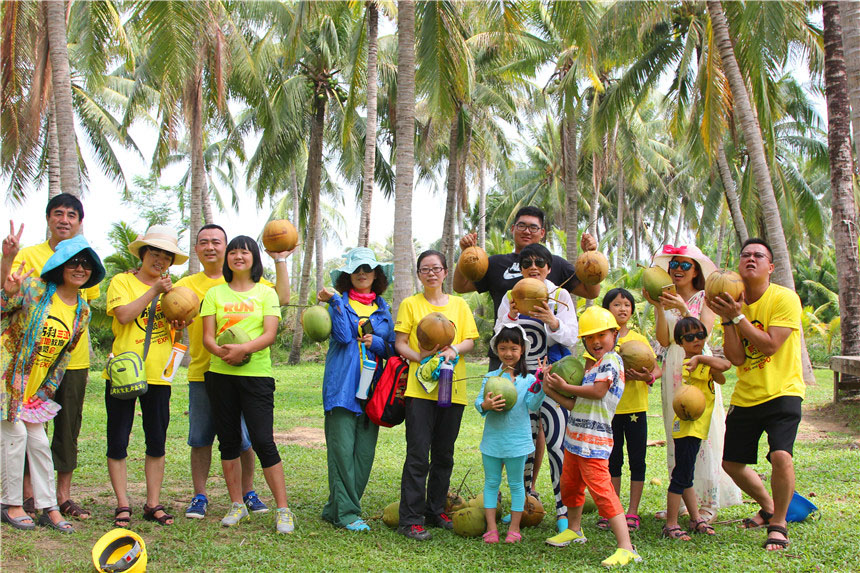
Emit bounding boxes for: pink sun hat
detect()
[651,244,717,279]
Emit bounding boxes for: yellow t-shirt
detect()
[731,284,805,407]
[104,273,174,386]
[176,273,276,382]
[25,293,76,400]
[395,293,479,406]
[673,362,716,440]
[12,241,100,369]
[200,282,281,377]
[584,330,655,414]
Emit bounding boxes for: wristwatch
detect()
[274,258,288,264]
[731,313,745,325]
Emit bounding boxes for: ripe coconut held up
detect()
[457,246,489,282]
[217,326,253,366]
[642,265,674,301]
[262,219,298,252]
[705,269,745,302]
[510,278,549,315]
[483,376,518,411]
[302,305,332,342]
[416,312,456,351]
[618,340,656,372]
[520,495,546,527]
[161,286,200,323]
[550,355,585,398]
[574,250,609,286]
[673,384,706,421]
[452,506,486,537]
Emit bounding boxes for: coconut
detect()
[520,494,546,527]
[618,340,656,372]
[217,326,252,366]
[483,376,518,411]
[262,219,298,252]
[161,286,199,323]
[643,265,674,300]
[302,305,332,342]
[705,269,745,302]
[382,501,399,528]
[457,246,489,282]
[416,312,456,351]
[467,493,485,509]
[575,251,609,286]
[452,506,486,537]
[582,493,598,514]
[551,356,585,398]
[510,278,549,315]
[673,384,706,421]
[445,491,467,514]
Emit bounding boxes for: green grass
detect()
[2,362,858,572]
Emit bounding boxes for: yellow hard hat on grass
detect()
[92,528,147,572]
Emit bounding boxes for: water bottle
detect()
[437,360,454,408]
[161,343,188,383]
[355,356,377,400]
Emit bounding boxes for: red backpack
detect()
[366,356,409,427]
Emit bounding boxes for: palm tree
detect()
[822,1,860,360]
[357,1,379,247]
[841,1,860,162]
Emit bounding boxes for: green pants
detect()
[322,408,379,527]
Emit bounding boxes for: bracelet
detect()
[451,345,459,357]
[274,258,288,264]
[721,321,733,326]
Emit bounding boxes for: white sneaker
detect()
[221,502,249,527]
[276,507,295,534]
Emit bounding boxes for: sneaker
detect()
[243,490,269,514]
[185,494,208,519]
[600,547,642,567]
[221,502,249,527]
[398,524,432,541]
[276,507,295,534]
[426,512,453,530]
[546,528,588,547]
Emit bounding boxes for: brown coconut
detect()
[575,251,609,285]
[445,491,467,514]
[618,340,656,372]
[457,246,489,282]
[705,269,745,302]
[511,278,549,315]
[262,219,298,252]
[161,286,200,323]
[416,312,456,351]
[673,385,706,421]
[520,494,546,527]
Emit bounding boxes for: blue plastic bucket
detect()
[786,491,819,523]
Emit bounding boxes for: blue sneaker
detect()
[185,494,208,519]
[243,490,269,514]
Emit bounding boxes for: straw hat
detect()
[651,244,717,279]
[128,225,188,265]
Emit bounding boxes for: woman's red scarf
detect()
[348,289,376,306]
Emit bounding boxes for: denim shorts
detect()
[187,380,252,451]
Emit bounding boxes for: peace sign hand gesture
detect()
[2,221,24,261]
[4,262,33,296]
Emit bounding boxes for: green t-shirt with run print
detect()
[200,282,281,377]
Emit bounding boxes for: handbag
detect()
[107,297,159,399]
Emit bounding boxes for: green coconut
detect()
[483,376,518,411]
[467,493,485,509]
[583,493,598,514]
[445,491,467,514]
[217,326,252,366]
[551,356,585,398]
[382,501,399,528]
[452,506,486,538]
[643,266,674,301]
[302,305,332,342]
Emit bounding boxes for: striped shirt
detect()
[563,352,625,459]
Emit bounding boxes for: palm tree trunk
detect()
[291,168,301,291]
[357,2,379,248]
[441,118,460,290]
[289,101,326,365]
[315,224,324,291]
[715,214,727,268]
[616,171,625,267]
[563,115,580,261]
[707,0,794,289]
[632,206,640,263]
[188,70,205,274]
[840,0,860,162]
[673,199,684,246]
[716,140,749,244]
[44,0,79,196]
[478,160,486,250]
[202,185,213,224]
[823,1,860,363]
[47,102,61,199]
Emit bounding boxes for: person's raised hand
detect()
[507,298,520,320]
[641,288,662,309]
[3,261,33,296]
[2,221,24,260]
[626,366,653,382]
[706,292,744,322]
[529,300,559,330]
[459,232,477,250]
[580,233,597,252]
[265,246,298,261]
[317,287,334,302]
[658,291,687,313]
[153,274,173,295]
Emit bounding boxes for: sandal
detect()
[596,517,610,530]
[504,530,522,543]
[740,508,772,530]
[143,503,174,526]
[662,525,691,541]
[1,506,36,531]
[114,506,132,528]
[625,514,640,531]
[22,497,36,516]
[59,499,91,520]
[37,507,74,534]
[482,529,500,543]
[691,517,716,536]
[762,525,790,551]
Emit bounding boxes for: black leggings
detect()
[105,383,171,459]
[608,411,647,481]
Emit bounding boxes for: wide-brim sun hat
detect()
[330,247,394,286]
[128,224,188,265]
[651,244,717,280]
[489,324,532,357]
[41,235,106,289]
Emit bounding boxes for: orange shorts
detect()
[560,450,624,520]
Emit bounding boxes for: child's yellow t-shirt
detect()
[672,361,716,440]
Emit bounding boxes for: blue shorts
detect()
[187,380,252,451]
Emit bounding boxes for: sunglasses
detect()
[680,331,707,342]
[668,260,694,271]
[354,264,374,274]
[63,256,93,271]
[520,258,547,269]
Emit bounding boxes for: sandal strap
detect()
[765,524,788,536]
[115,506,132,516]
[144,503,165,513]
[759,509,773,522]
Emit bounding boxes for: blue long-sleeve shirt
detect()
[474,368,544,458]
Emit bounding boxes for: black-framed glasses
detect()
[668,260,693,271]
[418,266,444,275]
[521,258,547,269]
[64,256,93,271]
[681,331,707,342]
[740,251,771,261]
[513,222,542,233]
[354,264,374,274]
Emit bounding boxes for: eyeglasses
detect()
[681,331,707,342]
[668,260,694,271]
[63,256,93,271]
[521,258,547,269]
[354,264,374,274]
[513,222,542,233]
[740,251,771,261]
[418,266,444,275]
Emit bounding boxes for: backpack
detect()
[366,356,409,427]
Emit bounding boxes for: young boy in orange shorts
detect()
[542,306,642,567]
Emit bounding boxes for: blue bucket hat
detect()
[329,247,394,287]
[41,235,105,289]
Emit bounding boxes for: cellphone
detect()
[360,320,374,336]
[662,284,677,295]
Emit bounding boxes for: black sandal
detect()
[691,517,716,536]
[740,508,772,530]
[114,506,132,528]
[662,525,691,541]
[763,525,790,550]
[143,503,174,526]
